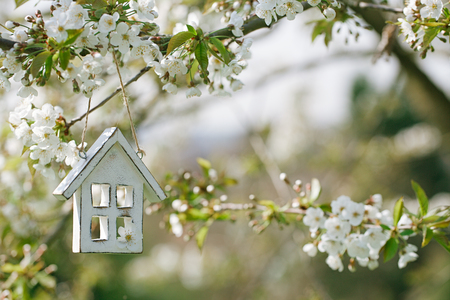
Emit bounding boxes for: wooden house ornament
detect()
[53,127,166,253]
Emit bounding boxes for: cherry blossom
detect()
[110,23,142,54]
[98,13,119,34]
[116,222,142,251]
[420,0,443,19]
[303,207,325,232]
[276,0,304,20]
[130,0,158,21]
[228,11,244,37]
[186,86,202,98]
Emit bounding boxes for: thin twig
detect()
[66,65,151,128]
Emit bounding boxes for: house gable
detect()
[53,127,166,202]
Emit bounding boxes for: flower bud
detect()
[324,7,336,20]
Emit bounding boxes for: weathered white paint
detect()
[53,127,167,253]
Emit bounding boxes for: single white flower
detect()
[162,82,178,94]
[376,209,394,226]
[161,56,188,77]
[324,217,351,240]
[221,59,244,77]
[32,104,60,127]
[308,0,321,6]
[110,23,142,54]
[53,142,68,162]
[303,207,325,232]
[30,145,54,165]
[14,30,28,42]
[65,140,84,167]
[371,194,383,209]
[130,0,158,21]
[331,195,352,216]
[14,121,34,146]
[368,259,379,270]
[364,227,389,249]
[276,0,304,20]
[326,255,344,272]
[303,243,318,257]
[186,86,202,98]
[228,11,244,37]
[255,3,277,26]
[17,85,38,98]
[341,201,365,226]
[130,40,162,63]
[33,163,55,179]
[98,12,119,34]
[398,244,418,268]
[398,18,417,44]
[318,234,346,256]
[323,7,336,20]
[45,11,69,43]
[53,0,72,12]
[346,234,370,259]
[230,79,244,91]
[0,72,11,91]
[80,78,105,98]
[3,54,22,74]
[66,4,88,29]
[364,205,379,220]
[117,222,142,251]
[420,0,443,19]
[31,125,55,144]
[74,28,99,52]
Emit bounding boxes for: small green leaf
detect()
[422,226,433,247]
[400,229,415,236]
[393,197,404,226]
[430,219,450,228]
[309,178,321,203]
[1,263,22,273]
[195,42,209,72]
[166,31,195,55]
[209,37,230,64]
[197,157,211,170]
[411,180,428,217]
[43,54,53,80]
[311,20,334,46]
[380,224,391,231]
[223,177,238,186]
[259,200,276,209]
[92,0,108,9]
[383,238,399,262]
[422,27,439,49]
[186,25,197,35]
[27,158,38,179]
[433,233,450,253]
[64,29,84,46]
[59,49,70,70]
[186,208,210,220]
[30,51,51,78]
[35,272,56,289]
[196,226,209,250]
[15,0,29,8]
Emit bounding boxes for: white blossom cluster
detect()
[302,195,419,271]
[8,98,84,179]
[398,0,444,49]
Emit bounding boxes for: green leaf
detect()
[166,31,195,55]
[411,180,429,217]
[1,263,22,273]
[197,157,211,170]
[27,158,38,179]
[383,238,399,262]
[223,177,238,186]
[43,54,53,80]
[209,37,230,64]
[196,226,209,250]
[64,29,84,46]
[319,203,332,213]
[186,208,210,220]
[422,27,439,49]
[311,20,334,46]
[195,42,209,72]
[422,226,433,247]
[380,224,391,231]
[214,212,231,220]
[186,25,197,35]
[92,0,108,8]
[430,219,450,228]
[15,0,29,8]
[30,51,51,78]
[393,197,404,226]
[59,49,70,70]
[309,178,321,203]
[433,233,450,253]
[400,229,415,236]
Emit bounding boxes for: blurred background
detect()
[1,0,450,299]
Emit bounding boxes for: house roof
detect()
[53,127,167,202]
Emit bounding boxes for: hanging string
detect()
[78,96,92,159]
[112,51,145,158]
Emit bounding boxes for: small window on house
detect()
[91,216,108,241]
[91,184,110,207]
[116,185,133,208]
[116,217,132,239]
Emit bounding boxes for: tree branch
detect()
[66,65,151,128]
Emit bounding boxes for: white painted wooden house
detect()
[53,127,166,253]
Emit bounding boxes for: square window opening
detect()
[116,217,133,239]
[117,185,133,208]
[91,184,110,207]
[91,216,108,241]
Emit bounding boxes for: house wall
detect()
[79,142,144,253]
